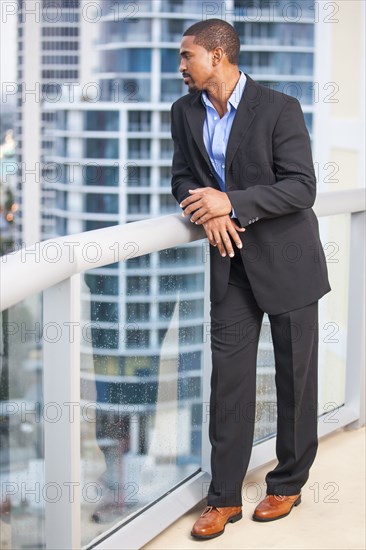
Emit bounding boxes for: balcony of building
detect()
[145,425,365,550]
[0,188,365,549]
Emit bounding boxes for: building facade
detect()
[15,0,99,244]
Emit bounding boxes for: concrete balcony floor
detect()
[144,426,365,550]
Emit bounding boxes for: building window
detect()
[180,299,204,320]
[55,216,67,235]
[42,41,79,51]
[160,111,170,131]
[101,48,151,72]
[42,83,62,98]
[42,27,79,37]
[125,165,150,187]
[161,18,193,42]
[42,69,78,79]
[126,254,151,269]
[42,55,79,65]
[127,194,150,214]
[91,328,119,349]
[85,111,119,132]
[101,18,151,43]
[160,78,184,102]
[100,78,151,102]
[42,112,56,122]
[161,48,179,72]
[126,276,150,295]
[84,165,119,186]
[85,220,117,231]
[160,166,171,187]
[84,274,119,296]
[85,193,119,214]
[126,302,150,322]
[55,190,66,209]
[160,139,174,159]
[56,111,67,130]
[177,376,201,399]
[158,326,202,346]
[261,80,313,106]
[41,140,53,150]
[239,51,313,76]
[158,301,175,320]
[55,137,66,156]
[159,246,202,266]
[85,138,119,159]
[128,139,150,159]
[125,329,150,349]
[159,273,204,294]
[91,301,118,323]
[159,194,178,214]
[128,111,151,132]
[303,113,313,134]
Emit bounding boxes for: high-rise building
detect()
[15,0,99,244]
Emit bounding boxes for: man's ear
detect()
[212,47,224,66]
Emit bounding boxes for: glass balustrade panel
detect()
[0,293,45,549]
[317,213,350,421]
[80,244,206,546]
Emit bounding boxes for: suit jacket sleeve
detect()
[171,102,202,204]
[227,98,317,227]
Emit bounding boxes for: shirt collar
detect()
[201,71,246,112]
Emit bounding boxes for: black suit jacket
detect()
[171,74,330,314]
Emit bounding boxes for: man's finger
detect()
[232,222,245,233]
[182,202,203,217]
[212,231,226,257]
[221,232,234,257]
[188,188,205,194]
[227,225,244,249]
[180,194,201,208]
[194,212,214,224]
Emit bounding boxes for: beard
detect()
[183,73,199,93]
[188,83,199,93]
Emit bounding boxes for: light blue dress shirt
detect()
[201,71,247,198]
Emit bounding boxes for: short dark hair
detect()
[183,19,240,65]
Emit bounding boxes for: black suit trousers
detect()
[207,252,318,507]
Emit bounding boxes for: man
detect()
[170,19,330,540]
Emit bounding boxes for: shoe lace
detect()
[201,506,221,517]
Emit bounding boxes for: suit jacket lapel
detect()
[226,75,260,171]
[184,76,261,181]
[185,92,213,172]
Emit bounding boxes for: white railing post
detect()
[345,211,366,429]
[43,275,81,549]
[201,242,212,476]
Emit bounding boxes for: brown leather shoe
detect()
[253,494,301,522]
[191,506,242,539]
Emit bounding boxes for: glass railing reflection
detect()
[0,294,45,549]
[80,246,205,545]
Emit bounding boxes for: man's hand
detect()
[202,215,245,258]
[180,188,232,224]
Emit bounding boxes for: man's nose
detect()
[179,59,186,73]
